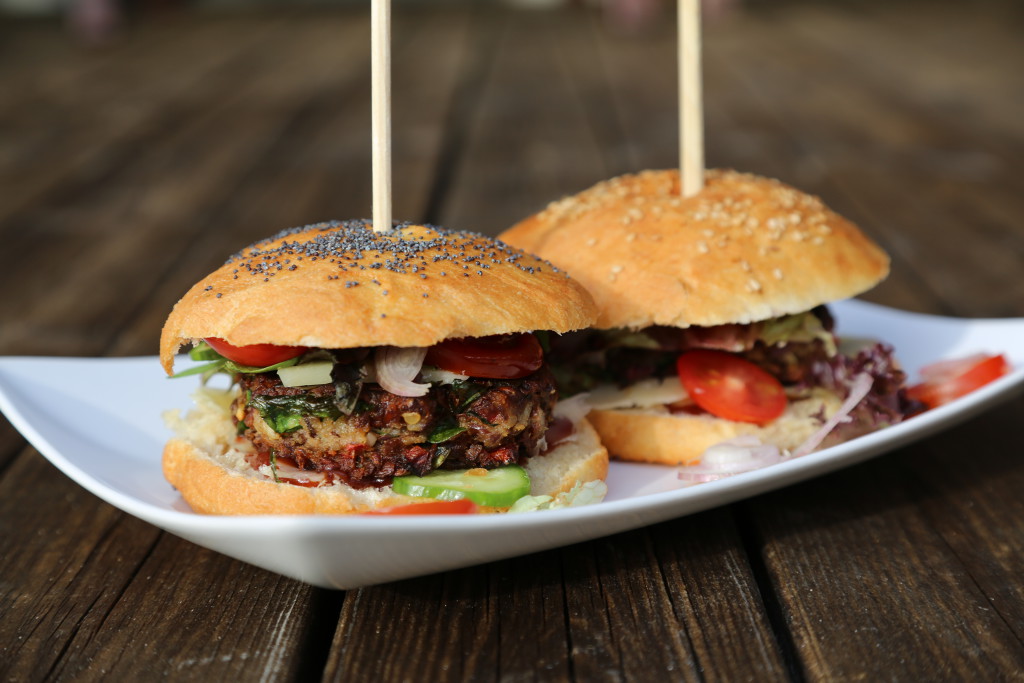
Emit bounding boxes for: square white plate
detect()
[1,300,1021,589]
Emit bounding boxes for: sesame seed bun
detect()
[499,169,889,330]
[586,389,842,466]
[160,220,597,373]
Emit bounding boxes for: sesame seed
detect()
[773,268,784,280]
[747,279,762,292]
[696,241,709,254]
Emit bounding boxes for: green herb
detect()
[169,360,225,379]
[248,394,342,434]
[601,328,661,350]
[269,449,280,483]
[466,411,496,427]
[759,312,837,355]
[449,379,484,411]
[224,357,301,374]
[169,351,300,383]
[236,420,247,436]
[433,446,451,468]
[333,380,364,415]
[188,341,222,361]
[428,424,467,444]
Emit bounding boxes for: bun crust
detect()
[587,390,842,465]
[160,221,597,373]
[163,418,608,515]
[501,169,889,329]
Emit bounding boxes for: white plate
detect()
[1,300,1022,589]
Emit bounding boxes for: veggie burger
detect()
[160,220,609,514]
[500,169,919,467]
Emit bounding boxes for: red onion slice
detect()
[374,346,430,397]
[791,372,874,458]
[678,436,783,484]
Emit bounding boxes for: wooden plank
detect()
[901,401,1024,642]
[326,510,788,682]
[563,512,789,681]
[0,450,162,681]
[0,16,290,222]
[439,10,612,236]
[742,402,1024,679]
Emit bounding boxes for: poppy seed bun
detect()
[162,418,609,515]
[160,220,597,373]
[500,169,889,330]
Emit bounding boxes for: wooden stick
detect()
[371,0,392,233]
[679,0,704,197]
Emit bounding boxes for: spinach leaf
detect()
[249,394,342,434]
[428,423,467,443]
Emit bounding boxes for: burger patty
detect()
[233,367,557,488]
[550,306,838,393]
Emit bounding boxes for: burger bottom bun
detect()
[587,390,843,466]
[162,419,609,516]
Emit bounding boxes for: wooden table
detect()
[2,2,1023,679]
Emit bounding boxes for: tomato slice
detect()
[363,499,478,515]
[425,333,543,379]
[205,337,308,367]
[676,350,787,424]
[907,353,1010,410]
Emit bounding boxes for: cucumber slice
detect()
[393,465,531,507]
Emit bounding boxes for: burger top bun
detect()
[500,169,890,330]
[160,220,598,373]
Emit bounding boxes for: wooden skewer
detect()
[679,0,704,197]
[371,0,392,233]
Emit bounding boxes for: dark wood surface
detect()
[2,2,1023,680]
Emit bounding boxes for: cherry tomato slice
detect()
[363,499,478,515]
[205,337,308,367]
[676,350,787,424]
[907,353,1010,410]
[425,333,543,379]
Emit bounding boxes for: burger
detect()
[160,219,609,514]
[499,169,918,468]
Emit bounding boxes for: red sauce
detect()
[669,403,708,416]
[543,417,575,453]
[244,451,337,487]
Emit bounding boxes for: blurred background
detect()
[1,0,1022,358]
